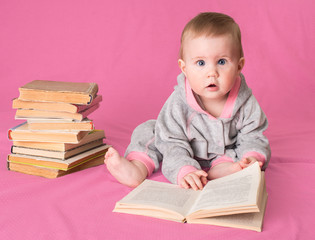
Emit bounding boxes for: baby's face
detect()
[179,34,244,103]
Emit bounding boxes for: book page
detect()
[115,180,200,218]
[188,179,267,232]
[189,162,261,215]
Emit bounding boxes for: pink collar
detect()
[185,76,241,119]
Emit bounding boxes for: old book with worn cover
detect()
[15,103,99,121]
[25,118,94,131]
[8,122,90,143]
[12,95,102,113]
[7,144,109,171]
[12,130,105,151]
[18,80,98,105]
[8,154,106,178]
[11,139,104,159]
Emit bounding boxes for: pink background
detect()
[1,0,315,239]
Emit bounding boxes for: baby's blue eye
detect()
[197,60,205,66]
[218,59,226,65]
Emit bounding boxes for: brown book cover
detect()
[11,139,104,159]
[12,95,102,113]
[8,122,90,143]
[12,130,105,151]
[8,155,105,178]
[15,103,99,121]
[26,118,94,131]
[18,80,98,105]
[7,144,109,171]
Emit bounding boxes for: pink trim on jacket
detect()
[242,151,266,165]
[220,76,241,118]
[185,76,241,119]
[185,79,213,118]
[126,151,155,177]
[177,165,198,184]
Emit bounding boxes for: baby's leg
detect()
[207,161,242,180]
[105,147,148,188]
[106,120,161,187]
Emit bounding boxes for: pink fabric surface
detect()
[1,0,315,239]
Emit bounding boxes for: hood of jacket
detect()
[174,72,252,119]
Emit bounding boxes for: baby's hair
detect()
[179,12,244,59]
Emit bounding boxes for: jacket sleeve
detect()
[234,95,271,169]
[155,93,201,184]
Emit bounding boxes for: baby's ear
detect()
[238,57,245,73]
[178,59,186,75]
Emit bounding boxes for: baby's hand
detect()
[239,157,263,169]
[180,170,208,190]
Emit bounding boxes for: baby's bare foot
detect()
[104,147,147,187]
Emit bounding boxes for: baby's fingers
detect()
[187,175,204,190]
[180,177,196,190]
[195,170,208,178]
[201,175,208,186]
[180,178,190,189]
[239,158,253,169]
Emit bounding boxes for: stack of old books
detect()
[7,80,109,178]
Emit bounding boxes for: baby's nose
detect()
[207,66,219,78]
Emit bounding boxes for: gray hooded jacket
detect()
[155,73,271,184]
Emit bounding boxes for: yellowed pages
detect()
[186,162,261,220]
[114,162,263,224]
[114,180,200,222]
[187,175,267,232]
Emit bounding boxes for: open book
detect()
[114,162,267,232]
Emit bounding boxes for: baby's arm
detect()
[155,92,202,185]
[235,95,271,169]
[179,170,208,190]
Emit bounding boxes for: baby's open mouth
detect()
[208,84,216,87]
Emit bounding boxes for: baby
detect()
[105,12,270,190]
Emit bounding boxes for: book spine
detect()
[8,130,12,140]
[7,160,10,170]
[87,95,93,105]
[76,95,102,112]
[80,103,99,119]
[8,122,27,140]
[87,83,99,105]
